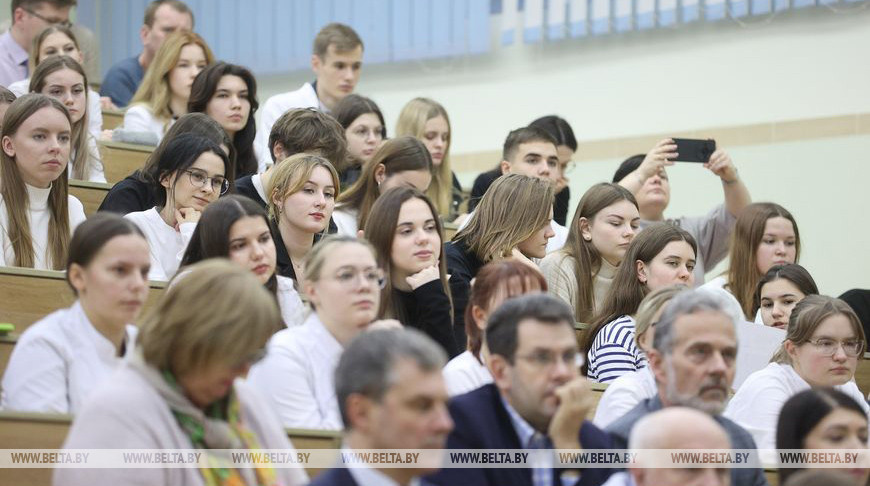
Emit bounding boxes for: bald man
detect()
[602,407,732,486]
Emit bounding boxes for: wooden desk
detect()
[69,180,111,215]
[98,141,152,184]
[0,411,72,486]
[102,109,124,130]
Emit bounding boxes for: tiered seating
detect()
[69,180,111,216]
[0,266,165,336]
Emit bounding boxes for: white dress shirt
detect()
[592,366,657,428]
[724,362,870,451]
[443,350,493,397]
[254,82,323,172]
[0,184,86,269]
[124,207,196,281]
[247,312,344,430]
[0,300,135,413]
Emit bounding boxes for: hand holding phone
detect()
[672,138,716,163]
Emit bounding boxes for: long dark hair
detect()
[364,187,451,324]
[67,213,146,294]
[181,194,278,295]
[581,223,697,357]
[776,388,868,485]
[188,62,258,177]
[152,133,231,208]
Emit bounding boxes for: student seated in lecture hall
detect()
[255,22,364,171]
[1,214,149,413]
[1,94,86,270]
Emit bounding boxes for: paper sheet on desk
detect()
[734,320,785,389]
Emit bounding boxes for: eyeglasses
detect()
[515,350,585,369]
[23,8,72,28]
[331,268,386,289]
[806,338,864,358]
[184,169,229,194]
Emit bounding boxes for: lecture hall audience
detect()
[1,7,867,486]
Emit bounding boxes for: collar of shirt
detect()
[342,446,422,486]
[1,30,29,68]
[310,80,331,114]
[500,395,551,449]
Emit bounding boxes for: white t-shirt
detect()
[592,366,657,428]
[124,207,196,281]
[332,207,359,237]
[443,350,493,397]
[247,312,344,430]
[0,184,86,269]
[0,300,136,413]
[724,362,870,451]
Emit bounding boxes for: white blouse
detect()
[0,184,86,269]
[124,207,195,281]
[443,350,493,397]
[276,275,305,327]
[724,362,870,451]
[122,104,173,145]
[0,301,135,413]
[332,207,359,237]
[592,366,657,428]
[247,312,344,430]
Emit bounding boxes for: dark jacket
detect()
[427,384,614,486]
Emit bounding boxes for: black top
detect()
[233,174,265,209]
[444,240,484,349]
[270,218,336,282]
[394,280,460,358]
[468,167,570,226]
[98,172,156,214]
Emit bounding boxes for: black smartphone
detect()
[672,138,716,163]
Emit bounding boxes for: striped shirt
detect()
[587,315,647,383]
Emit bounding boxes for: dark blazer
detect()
[427,384,614,486]
[308,466,438,486]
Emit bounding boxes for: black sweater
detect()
[394,279,460,358]
[444,240,484,351]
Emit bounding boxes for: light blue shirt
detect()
[0,30,29,87]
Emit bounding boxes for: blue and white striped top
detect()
[587,315,647,383]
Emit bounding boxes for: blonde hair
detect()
[29,55,93,180]
[266,153,340,222]
[0,94,72,269]
[395,97,453,217]
[634,284,688,348]
[771,295,865,366]
[130,31,214,128]
[454,174,554,263]
[138,259,282,374]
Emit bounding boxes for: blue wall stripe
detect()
[93,0,866,79]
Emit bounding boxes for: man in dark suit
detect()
[308,329,453,486]
[428,294,614,486]
[605,289,768,486]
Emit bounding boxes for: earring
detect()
[583,236,592,242]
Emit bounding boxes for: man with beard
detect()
[605,289,767,486]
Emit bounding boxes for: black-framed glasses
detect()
[184,169,229,194]
[807,338,864,358]
[23,7,72,28]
